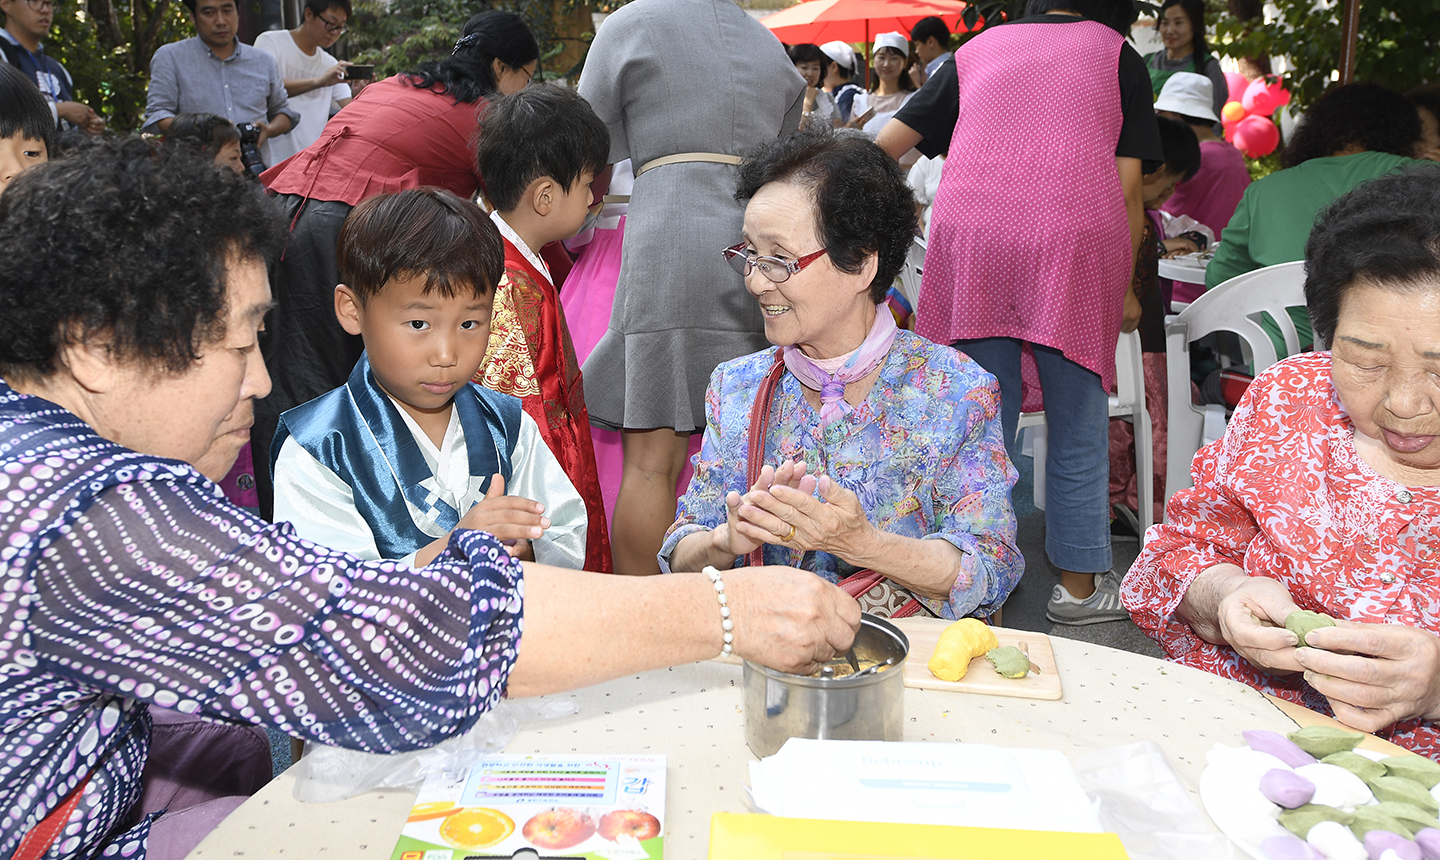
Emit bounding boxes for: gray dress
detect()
[578,0,805,432]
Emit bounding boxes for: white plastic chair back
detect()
[1163,261,1309,507]
[894,236,926,312]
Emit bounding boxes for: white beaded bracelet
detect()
[702,565,734,657]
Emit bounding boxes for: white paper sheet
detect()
[748,739,1102,833]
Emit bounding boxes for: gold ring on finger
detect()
[781,524,797,542]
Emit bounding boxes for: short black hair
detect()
[1282,82,1421,169]
[1025,0,1135,32]
[180,0,235,15]
[304,0,350,19]
[0,137,283,378]
[910,16,950,46]
[406,10,539,105]
[1155,115,1202,182]
[1410,84,1440,120]
[167,112,240,152]
[337,188,503,305]
[787,43,831,79]
[736,128,917,304]
[1304,166,1440,348]
[0,62,55,156]
[476,83,609,213]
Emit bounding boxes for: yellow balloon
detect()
[1222,101,1247,123]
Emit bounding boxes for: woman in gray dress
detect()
[579,0,805,574]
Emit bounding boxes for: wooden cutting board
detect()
[892,617,1063,700]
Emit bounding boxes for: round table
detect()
[1158,255,1209,285]
[186,637,1306,860]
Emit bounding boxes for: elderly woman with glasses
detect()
[659,129,1023,619]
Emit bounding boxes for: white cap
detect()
[820,40,857,72]
[1154,72,1219,123]
[873,32,909,55]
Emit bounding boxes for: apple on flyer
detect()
[389,754,666,860]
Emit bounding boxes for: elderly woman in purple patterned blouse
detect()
[661,129,1023,620]
[0,139,858,860]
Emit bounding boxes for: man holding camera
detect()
[254,0,358,165]
[142,0,297,153]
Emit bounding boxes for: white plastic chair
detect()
[1163,261,1309,507]
[894,235,926,313]
[1016,329,1153,540]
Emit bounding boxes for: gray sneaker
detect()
[1045,571,1129,625]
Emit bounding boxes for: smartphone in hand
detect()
[345,65,375,81]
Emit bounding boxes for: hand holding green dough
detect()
[1285,610,1336,647]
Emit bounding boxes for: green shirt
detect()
[1204,151,1422,354]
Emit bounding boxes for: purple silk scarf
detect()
[781,306,897,427]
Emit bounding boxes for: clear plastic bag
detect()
[291,697,578,803]
[1075,740,1239,860]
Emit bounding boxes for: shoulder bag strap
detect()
[13,773,92,860]
[743,352,787,569]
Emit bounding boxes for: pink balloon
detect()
[1242,77,1293,117]
[1233,115,1280,158]
[1225,71,1249,105]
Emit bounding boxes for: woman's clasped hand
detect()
[721,459,877,562]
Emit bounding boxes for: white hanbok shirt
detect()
[273,399,587,569]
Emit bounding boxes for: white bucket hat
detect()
[1154,72,1220,123]
[820,40,857,73]
[873,32,909,55]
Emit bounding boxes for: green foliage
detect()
[345,0,600,81]
[31,0,192,132]
[1214,0,1440,109]
[1246,150,1280,180]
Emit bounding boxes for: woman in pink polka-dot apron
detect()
[878,0,1163,624]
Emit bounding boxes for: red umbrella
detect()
[761,0,980,45]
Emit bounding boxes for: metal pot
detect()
[742,613,908,758]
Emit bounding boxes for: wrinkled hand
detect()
[725,565,861,675]
[735,470,872,561]
[1296,622,1440,733]
[1121,286,1142,333]
[458,473,549,558]
[1162,237,1199,257]
[714,460,818,558]
[1214,575,1304,675]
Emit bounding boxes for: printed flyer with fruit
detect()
[390,754,665,860]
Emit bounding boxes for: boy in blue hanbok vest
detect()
[270,188,587,568]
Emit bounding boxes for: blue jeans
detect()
[954,338,1112,574]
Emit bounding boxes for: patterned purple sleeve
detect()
[29,479,524,754]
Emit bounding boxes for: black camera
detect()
[234,122,268,180]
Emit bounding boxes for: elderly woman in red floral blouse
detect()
[1123,166,1440,758]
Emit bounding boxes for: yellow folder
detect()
[709,812,1130,859]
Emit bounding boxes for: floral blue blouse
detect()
[659,331,1023,618]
